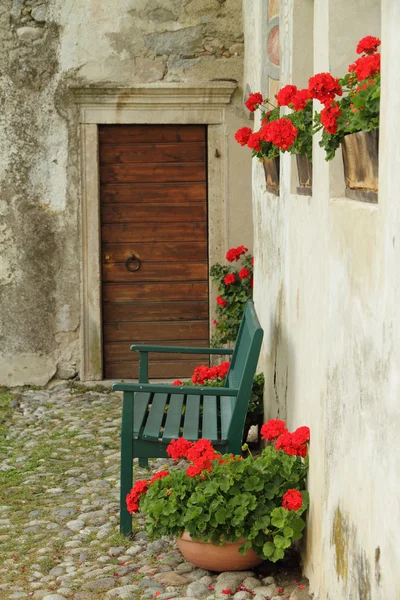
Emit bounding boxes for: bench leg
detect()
[120,392,134,536]
[138,457,149,468]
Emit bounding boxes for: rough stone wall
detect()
[0,0,251,386]
[244,0,400,598]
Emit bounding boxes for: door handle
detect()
[125,253,141,272]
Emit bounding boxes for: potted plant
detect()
[275,85,313,194]
[126,420,310,571]
[235,95,298,195]
[313,36,380,202]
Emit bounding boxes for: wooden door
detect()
[99,124,209,380]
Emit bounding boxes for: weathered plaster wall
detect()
[243,0,400,598]
[0,0,252,386]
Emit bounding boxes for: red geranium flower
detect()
[247,131,262,152]
[282,489,303,511]
[308,72,342,104]
[126,479,149,513]
[167,438,193,461]
[226,245,248,262]
[292,88,312,111]
[224,273,236,285]
[150,471,170,484]
[245,92,263,112]
[216,295,227,308]
[260,419,287,441]
[239,268,251,280]
[276,84,298,107]
[320,101,342,134]
[261,118,298,151]
[349,53,380,81]
[172,380,183,386]
[356,35,381,55]
[234,127,253,146]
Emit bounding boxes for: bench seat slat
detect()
[142,393,169,441]
[183,395,201,441]
[133,392,152,439]
[201,395,218,443]
[162,394,185,442]
[220,396,236,443]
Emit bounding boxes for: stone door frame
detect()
[73,83,237,381]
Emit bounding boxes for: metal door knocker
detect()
[125,253,141,272]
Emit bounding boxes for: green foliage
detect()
[210,251,253,347]
[286,101,313,161]
[140,445,309,562]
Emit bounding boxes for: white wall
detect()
[243,0,400,597]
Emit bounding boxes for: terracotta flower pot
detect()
[262,157,280,196]
[176,531,264,572]
[296,154,312,195]
[341,129,379,203]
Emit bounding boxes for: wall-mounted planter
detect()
[262,157,280,196]
[296,154,312,196]
[341,129,379,203]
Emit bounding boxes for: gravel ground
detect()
[0,384,311,600]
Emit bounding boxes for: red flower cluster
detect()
[349,53,380,81]
[320,101,342,134]
[275,426,310,458]
[172,379,183,386]
[356,79,375,92]
[260,419,287,441]
[191,361,230,384]
[260,118,298,151]
[126,479,149,513]
[282,489,303,511]
[356,35,381,55]
[168,438,223,478]
[224,273,236,285]
[234,127,253,146]
[245,92,263,112]
[246,131,262,152]
[216,295,227,308]
[308,72,342,105]
[292,88,312,111]
[276,84,298,107]
[239,268,251,280]
[261,419,310,458]
[226,245,248,262]
[186,439,220,477]
[167,437,193,461]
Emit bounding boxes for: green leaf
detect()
[262,542,276,557]
[244,475,263,491]
[273,534,291,549]
[283,526,294,538]
[271,507,288,528]
[215,507,229,524]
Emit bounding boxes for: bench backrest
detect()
[225,300,264,439]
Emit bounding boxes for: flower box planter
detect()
[341,129,379,203]
[263,157,280,196]
[296,154,312,195]
[177,532,264,571]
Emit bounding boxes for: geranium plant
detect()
[126,420,310,563]
[234,87,312,161]
[211,245,253,347]
[313,35,381,160]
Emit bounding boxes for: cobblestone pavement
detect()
[0,384,310,600]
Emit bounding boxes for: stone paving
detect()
[0,384,311,600]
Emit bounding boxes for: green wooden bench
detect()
[113,300,263,535]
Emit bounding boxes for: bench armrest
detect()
[112,382,238,397]
[130,344,234,355]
